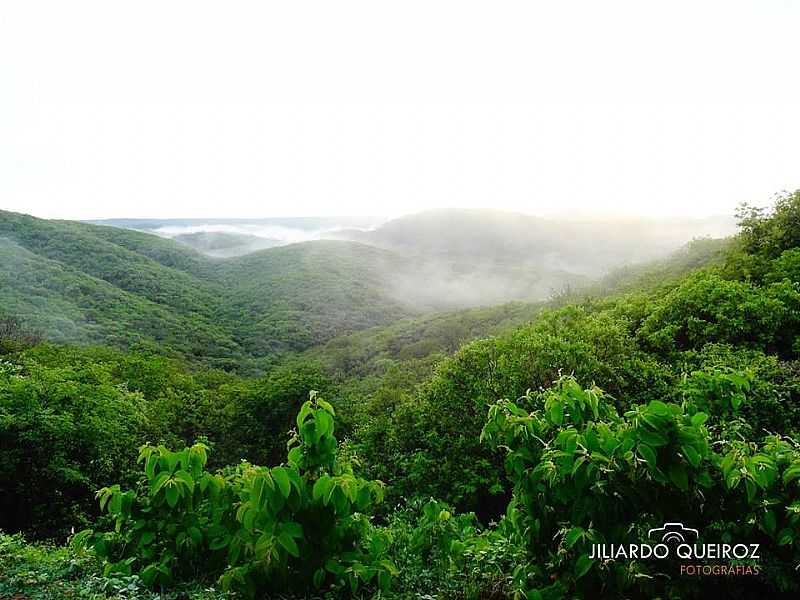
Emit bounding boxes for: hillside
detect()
[211,240,418,359]
[336,209,735,270]
[0,212,418,368]
[0,211,240,366]
[0,209,734,371]
[332,209,736,307]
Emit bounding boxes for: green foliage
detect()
[766,248,800,285]
[355,305,674,515]
[215,241,415,358]
[589,236,731,297]
[481,376,800,598]
[0,352,150,536]
[0,211,421,370]
[0,531,231,600]
[637,272,800,356]
[87,393,396,598]
[736,191,800,262]
[215,362,330,467]
[382,498,521,600]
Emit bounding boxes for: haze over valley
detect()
[0,206,736,375]
[91,208,736,308]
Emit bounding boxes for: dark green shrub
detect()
[0,355,149,537]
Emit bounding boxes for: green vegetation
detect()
[86,394,395,598]
[0,211,422,370]
[2,191,800,598]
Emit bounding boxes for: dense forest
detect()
[2,192,800,599]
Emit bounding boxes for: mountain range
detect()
[0,208,734,371]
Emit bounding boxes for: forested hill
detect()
[0,210,239,365]
[0,208,732,371]
[0,211,419,368]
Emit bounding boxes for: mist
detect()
[95,208,738,310]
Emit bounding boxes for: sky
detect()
[1,1,799,220]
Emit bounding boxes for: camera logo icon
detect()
[648,522,699,544]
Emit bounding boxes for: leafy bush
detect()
[481,376,800,598]
[86,393,397,598]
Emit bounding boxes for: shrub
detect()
[481,376,800,598]
[85,393,397,598]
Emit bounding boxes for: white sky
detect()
[2,1,799,220]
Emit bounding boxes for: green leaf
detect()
[255,532,273,556]
[141,564,158,586]
[691,412,708,426]
[682,445,701,467]
[108,493,122,515]
[744,478,756,503]
[695,470,713,488]
[668,463,689,491]
[378,570,391,592]
[150,472,170,495]
[777,527,793,546]
[379,559,399,576]
[762,511,777,535]
[278,532,300,557]
[296,401,313,428]
[638,444,658,469]
[648,400,670,416]
[165,484,179,508]
[272,467,291,499]
[281,521,304,539]
[174,470,194,493]
[325,559,344,575]
[188,526,202,546]
[782,464,800,485]
[317,398,335,416]
[638,428,669,447]
[315,410,334,438]
[565,526,583,549]
[70,529,93,550]
[313,476,333,503]
[575,554,594,579]
[209,536,230,551]
[144,455,157,480]
[287,446,303,467]
[550,401,564,426]
[313,568,326,588]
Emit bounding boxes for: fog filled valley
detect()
[3,194,800,600]
[1,208,735,370]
